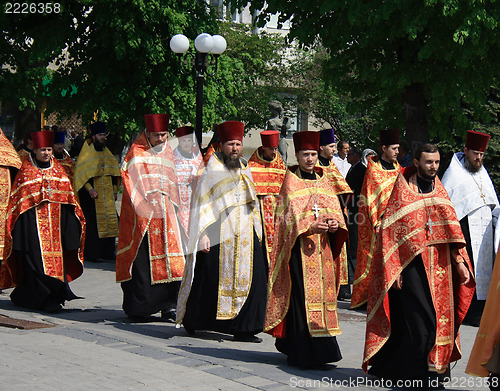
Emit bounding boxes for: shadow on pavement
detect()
[174,343,368,381]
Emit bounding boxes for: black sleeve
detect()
[61,204,82,251]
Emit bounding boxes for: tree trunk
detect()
[404,83,429,152]
[14,108,41,146]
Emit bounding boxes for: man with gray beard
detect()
[442,130,500,326]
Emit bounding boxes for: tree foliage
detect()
[0,1,304,142]
[238,0,500,145]
[218,21,294,130]
[289,48,383,146]
[0,0,216,137]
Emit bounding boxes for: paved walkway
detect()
[0,262,490,390]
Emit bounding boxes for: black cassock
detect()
[10,204,81,310]
[121,233,180,317]
[368,176,450,383]
[368,255,450,382]
[275,234,342,368]
[182,223,267,336]
[79,184,116,262]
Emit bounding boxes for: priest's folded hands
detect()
[310,218,339,234]
[326,218,339,233]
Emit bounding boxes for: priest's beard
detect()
[417,165,437,182]
[464,155,482,173]
[223,152,242,169]
[94,139,106,150]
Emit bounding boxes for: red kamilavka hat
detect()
[379,128,400,146]
[219,121,244,143]
[32,131,55,149]
[145,114,170,133]
[293,131,320,152]
[175,126,194,138]
[260,130,279,148]
[465,130,490,152]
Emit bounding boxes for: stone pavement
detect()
[0,261,490,391]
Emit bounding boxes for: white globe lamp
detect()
[194,33,214,53]
[170,34,190,54]
[210,35,227,55]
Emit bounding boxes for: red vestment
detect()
[265,166,348,338]
[363,169,475,374]
[116,132,184,283]
[0,129,22,272]
[351,158,400,307]
[17,148,30,163]
[56,150,75,184]
[248,147,287,260]
[0,156,85,288]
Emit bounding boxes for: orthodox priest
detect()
[117,114,185,321]
[1,130,85,312]
[364,143,474,385]
[351,128,401,308]
[248,130,287,264]
[74,122,121,262]
[53,130,75,183]
[442,130,500,326]
[265,131,348,368]
[317,128,353,301]
[176,121,268,343]
[0,128,22,283]
[172,126,203,237]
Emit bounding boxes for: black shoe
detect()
[338,285,352,301]
[183,323,196,336]
[338,291,352,301]
[42,302,62,313]
[126,314,157,323]
[233,333,263,343]
[161,310,176,323]
[312,363,336,371]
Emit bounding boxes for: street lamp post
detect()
[170,33,227,149]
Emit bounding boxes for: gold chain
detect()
[470,171,487,204]
[298,169,320,218]
[416,179,436,234]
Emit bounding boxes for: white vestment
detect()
[176,153,263,322]
[442,152,500,299]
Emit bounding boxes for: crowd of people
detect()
[0,117,499,390]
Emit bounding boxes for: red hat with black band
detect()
[465,130,490,152]
[219,121,244,143]
[175,126,194,138]
[260,130,280,148]
[145,114,170,133]
[293,131,320,152]
[379,128,400,146]
[32,131,55,150]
